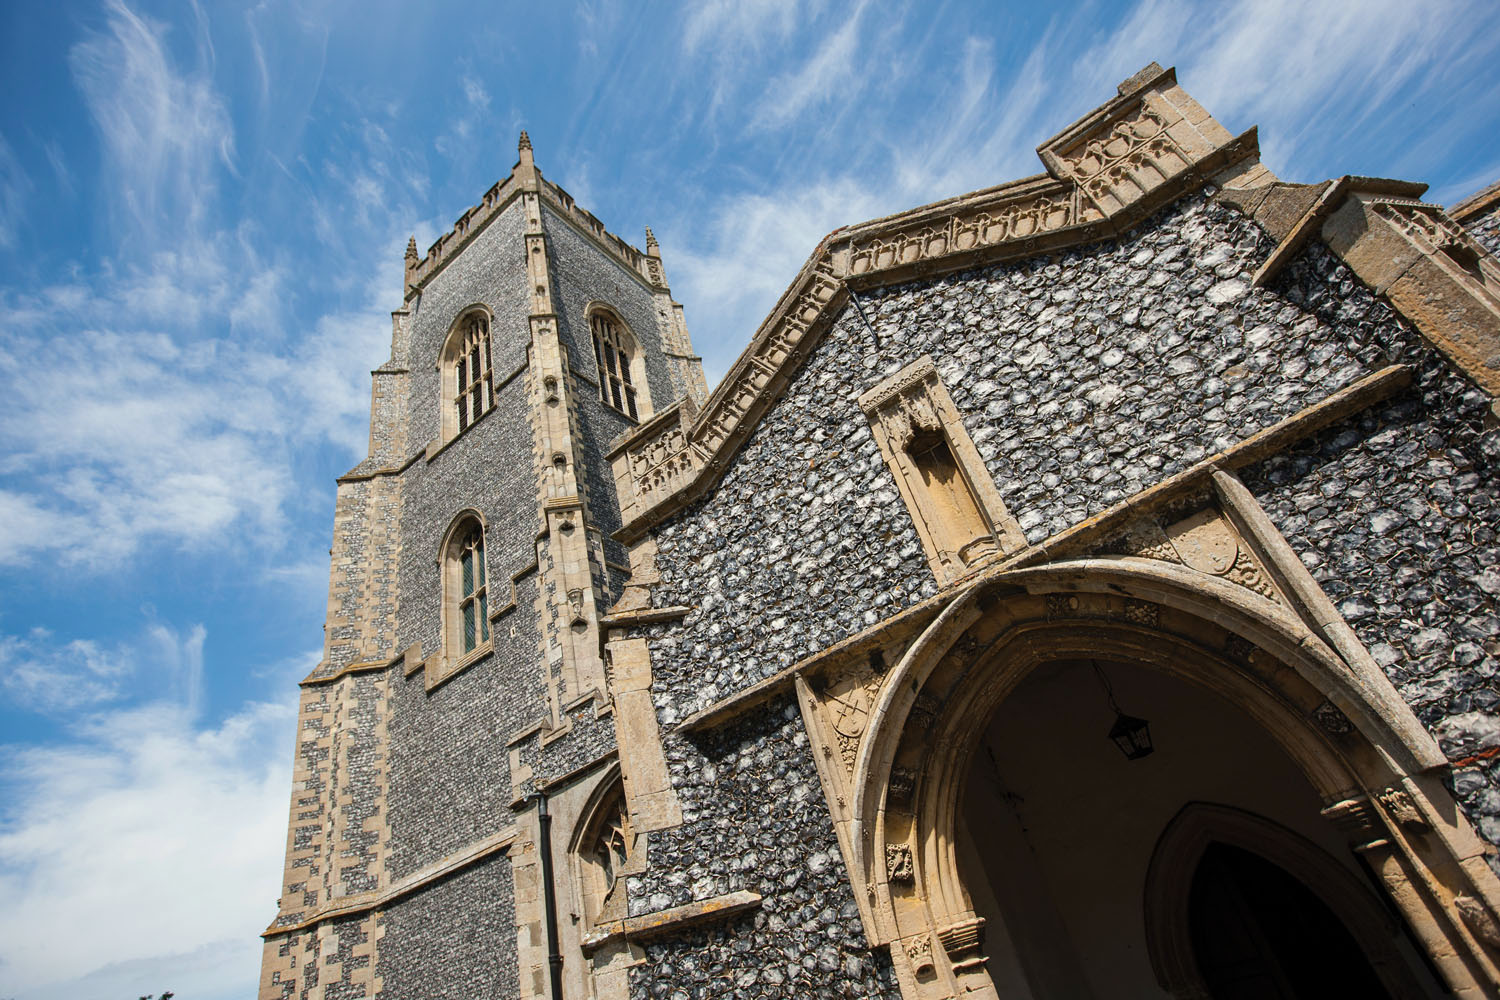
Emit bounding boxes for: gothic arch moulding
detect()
[819,558,1500,1000]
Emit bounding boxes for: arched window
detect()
[590,310,640,421]
[573,777,636,928]
[443,310,494,440]
[443,516,490,660]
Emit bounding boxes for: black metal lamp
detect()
[1093,660,1153,760]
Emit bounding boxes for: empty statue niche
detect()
[904,426,996,568]
[859,356,1024,583]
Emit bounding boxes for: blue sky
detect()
[1,1,1498,997]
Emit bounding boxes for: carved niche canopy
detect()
[859,357,1025,584]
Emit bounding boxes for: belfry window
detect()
[455,312,494,433]
[441,516,491,665]
[591,311,639,420]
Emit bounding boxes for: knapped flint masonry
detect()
[260,64,1500,999]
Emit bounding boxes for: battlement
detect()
[403,135,667,298]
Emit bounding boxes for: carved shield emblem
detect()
[1164,509,1239,576]
[825,661,881,740]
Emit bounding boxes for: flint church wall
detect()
[631,186,1500,989]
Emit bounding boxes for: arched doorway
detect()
[829,559,1500,1000]
[1189,842,1389,999]
[954,658,1442,998]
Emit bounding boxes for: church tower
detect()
[258,133,705,1000]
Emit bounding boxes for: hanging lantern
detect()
[1107,710,1154,760]
[1093,660,1154,761]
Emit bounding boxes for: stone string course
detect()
[627,698,899,1000]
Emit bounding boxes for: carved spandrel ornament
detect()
[1164,509,1237,575]
[1151,509,1284,605]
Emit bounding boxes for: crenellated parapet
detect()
[403,146,664,299]
[608,64,1260,543]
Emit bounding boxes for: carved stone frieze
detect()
[1123,599,1159,628]
[1320,797,1389,852]
[1374,200,1500,286]
[1377,787,1429,830]
[1054,102,1192,215]
[888,766,917,809]
[1456,896,1500,951]
[937,916,986,958]
[848,189,1089,277]
[908,693,941,735]
[1046,593,1082,619]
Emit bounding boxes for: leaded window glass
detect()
[455,313,494,433]
[590,312,638,421]
[458,526,488,653]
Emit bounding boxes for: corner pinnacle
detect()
[518,130,532,153]
[644,226,659,252]
[405,235,418,261]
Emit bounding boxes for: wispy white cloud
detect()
[68,0,235,247]
[0,691,298,999]
[0,630,134,713]
[682,0,802,56]
[0,135,31,249]
[749,0,869,130]
[0,622,205,717]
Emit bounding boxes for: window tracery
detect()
[454,312,494,433]
[590,310,640,420]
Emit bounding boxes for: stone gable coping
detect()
[1451,177,1500,225]
[607,64,1261,544]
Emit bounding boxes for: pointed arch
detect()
[586,302,650,421]
[829,557,1500,999]
[437,509,490,672]
[1144,802,1424,998]
[440,306,495,441]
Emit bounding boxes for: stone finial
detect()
[645,227,660,253]
[405,235,418,262]
[518,130,532,152]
